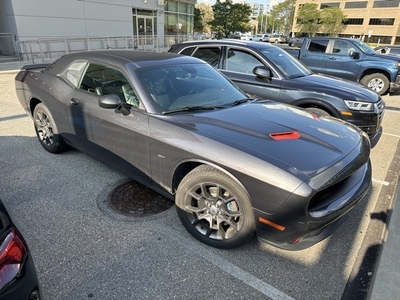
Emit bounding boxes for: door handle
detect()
[71,98,80,105]
[329,57,337,60]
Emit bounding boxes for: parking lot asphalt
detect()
[1,60,399,300]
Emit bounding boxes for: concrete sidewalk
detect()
[1,59,399,300]
[368,177,400,299]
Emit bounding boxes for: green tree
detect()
[269,0,296,34]
[209,0,252,38]
[296,3,320,36]
[194,7,203,33]
[195,3,213,34]
[320,7,346,36]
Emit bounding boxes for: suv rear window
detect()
[191,47,221,68]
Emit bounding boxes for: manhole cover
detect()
[108,180,174,217]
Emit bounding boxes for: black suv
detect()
[169,39,385,143]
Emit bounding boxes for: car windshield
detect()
[136,63,247,114]
[259,47,312,78]
[351,40,376,55]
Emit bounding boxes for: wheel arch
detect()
[28,97,42,117]
[294,99,341,118]
[359,68,390,82]
[171,160,251,200]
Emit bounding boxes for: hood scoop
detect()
[270,131,300,140]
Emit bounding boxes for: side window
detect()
[391,48,400,54]
[332,41,354,55]
[308,40,328,53]
[192,47,221,67]
[61,61,87,88]
[226,49,263,74]
[79,63,141,108]
[179,47,195,56]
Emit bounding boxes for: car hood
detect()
[172,101,366,178]
[293,74,380,102]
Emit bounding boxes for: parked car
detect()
[250,34,269,42]
[0,199,41,300]
[240,34,251,40]
[169,39,384,141]
[288,37,305,47]
[285,37,400,95]
[268,34,286,43]
[374,45,400,56]
[15,50,372,250]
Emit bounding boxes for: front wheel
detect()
[360,73,389,95]
[175,165,255,249]
[33,103,66,153]
[305,107,331,117]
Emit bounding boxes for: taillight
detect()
[0,228,27,290]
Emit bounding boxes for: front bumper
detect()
[341,100,385,140]
[254,148,372,250]
[389,75,400,92]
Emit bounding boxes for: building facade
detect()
[292,0,400,45]
[0,0,196,59]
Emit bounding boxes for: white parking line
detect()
[382,132,400,139]
[201,251,295,300]
[372,178,390,186]
[171,228,295,300]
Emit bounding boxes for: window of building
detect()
[344,18,364,25]
[164,0,194,36]
[320,2,340,9]
[373,0,400,8]
[369,18,395,26]
[344,1,368,9]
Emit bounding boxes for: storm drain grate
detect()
[108,180,174,217]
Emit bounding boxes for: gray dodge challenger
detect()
[15,50,371,250]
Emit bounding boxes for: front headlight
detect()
[344,100,374,111]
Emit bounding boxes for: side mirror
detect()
[349,51,360,59]
[98,94,122,109]
[253,66,272,80]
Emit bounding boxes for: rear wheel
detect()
[360,73,389,95]
[175,165,255,249]
[33,103,66,153]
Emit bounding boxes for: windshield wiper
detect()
[162,106,223,115]
[229,98,254,107]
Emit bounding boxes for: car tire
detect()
[305,107,331,117]
[33,103,67,153]
[289,42,294,47]
[175,165,255,249]
[360,73,389,95]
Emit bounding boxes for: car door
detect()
[221,47,283,101]
[324,40,361,81]
[190,46,282,101]
[63,61,152,183]
[300,39,329,73]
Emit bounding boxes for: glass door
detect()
[137,16,154,49]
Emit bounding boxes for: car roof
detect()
[50,50,202,72]
[375,45,400,49]
[171,39,275,50]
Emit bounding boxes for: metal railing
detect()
[16,34,197,64]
